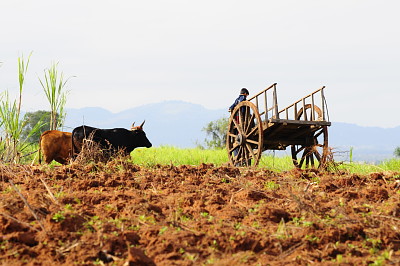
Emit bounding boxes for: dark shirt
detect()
[229,94,247,111]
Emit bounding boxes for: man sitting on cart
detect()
[229,88,249,113]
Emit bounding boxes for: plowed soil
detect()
[1,162,400,265]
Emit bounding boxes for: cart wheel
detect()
[226,101,263,167]
[291,104,329,169]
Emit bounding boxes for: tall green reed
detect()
[39,62,70,130]
[17,53,31,114]
[0,54,43,163]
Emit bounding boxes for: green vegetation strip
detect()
[130,146,400,174]
[18,144,400,174]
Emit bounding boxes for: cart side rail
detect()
[276,86,329,122]
[247,83,279,123]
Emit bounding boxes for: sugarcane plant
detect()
[39,62,70,131]
[0,54,43,163]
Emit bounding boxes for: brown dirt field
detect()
[0,162,399,265]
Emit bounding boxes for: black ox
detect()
[71,121,152,158]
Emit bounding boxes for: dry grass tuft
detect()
[72,134,129,165]
[323,147,343,172]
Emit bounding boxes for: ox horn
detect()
[140,120,145,128]
[131,122,135,130]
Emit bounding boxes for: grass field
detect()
[17,144,400,173]
[130,146,400,174]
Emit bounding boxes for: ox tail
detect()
[71,129,77,160]
[71,130,74,160]
[38,134,43,164]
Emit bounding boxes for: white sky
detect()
[1,0,399,127]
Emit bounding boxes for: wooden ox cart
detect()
[226,83,331,168]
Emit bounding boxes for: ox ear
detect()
[140,120,145,128]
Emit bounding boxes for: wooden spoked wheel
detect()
[291,104,329,169]
[226,101,263,167]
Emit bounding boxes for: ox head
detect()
[131,121,145,131]
[130,121,152,148]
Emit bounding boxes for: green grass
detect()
[130,146,229,167]
[18,144,400,174]
[339,159,400,174]
[258,154,294,172]
[131,146,400,174]
[130,146,306,171]
[130,145,295,171]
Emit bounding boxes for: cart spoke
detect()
[299,148,310,168]
[314,129,324,138]
[305,154,310,167]
[293,145,305,156]
[314,150,321,162]
[228,143,240,153]
[298,158,304,168]
[246,139,259,145]
[233,147,243,161]
[246,126,258,138]
[235,147,247,166]
[310,154,315,168]
[238,146,244,159]
[245,113,255,134]
[243,146,250,166]
[228,133,237,139]
[232,118,241,133]
[246,144,256,160]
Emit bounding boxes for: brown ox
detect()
[39,130,72,164]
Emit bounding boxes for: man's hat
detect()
[240,88,249,95]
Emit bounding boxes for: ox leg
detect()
[55,157,68,165]
[44,155,53,164]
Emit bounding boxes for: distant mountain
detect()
[64,101,228,148]
[329,122,400,162]
[64,101,400,163]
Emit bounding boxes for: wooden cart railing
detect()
[248,83,329,125]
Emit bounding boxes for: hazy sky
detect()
[1,0,399,127]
